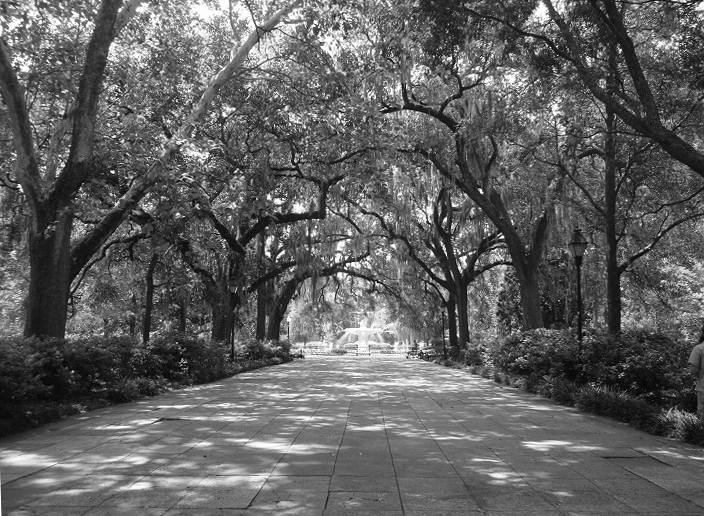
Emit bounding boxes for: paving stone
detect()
[3,356,704,516]
[329,475,396,493]
[325,490,402,512]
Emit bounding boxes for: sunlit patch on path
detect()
[2,356,704,515]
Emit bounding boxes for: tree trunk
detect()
[24,211,73,338]
[211,303,230,342]
[255,232,267,339]
[128,293,137,336]
[266,278,297,341]
[455,284,470,350]
[266,310,282,341]
[142,253,158,343]
[604,62,621,335]
[256,283,267,340]
[513,260,543,330]
[446,296,458,349]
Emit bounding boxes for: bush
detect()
[106,377,142,403]
[539,377,580,406]
[144,336,190,382]
[63,336,138,391]
[652,408,702,442]
[28,338,74,397]
[574,385,660,429]
[0,337,52,406]
[581,330,692,403]
[461,346,484,367]
[494,329,580,381]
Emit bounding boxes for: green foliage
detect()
[654,408,704,445]
[574,385,659,427]
[27,338,74,397]
[496,270,523,335]
[581,330,693,405]
[538,377,580,406]
[63,336,137,390]
[233,339,291,361]
[0,338,52,407]
[494,329,580,381]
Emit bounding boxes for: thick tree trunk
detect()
[266,278,297,341]
[256,283,267,340]
[605,182,621,333]
[142,253,158,343]
[24,211,73,338]
[211,304,230,342]
[455,285,470,350]
[447,296,459,348]
[513,261,543,330]
[266,310,282,341]
[446,297,458,349]
[604,89,621,335]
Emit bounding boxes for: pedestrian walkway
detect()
[2,355,704,515]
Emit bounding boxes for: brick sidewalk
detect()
[2,355,704,515]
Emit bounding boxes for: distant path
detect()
[2,355,704,515]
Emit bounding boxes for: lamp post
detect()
[568,228,588,344]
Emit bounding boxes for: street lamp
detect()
[568,228,588,343]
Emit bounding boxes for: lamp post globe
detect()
[568,228,588,266]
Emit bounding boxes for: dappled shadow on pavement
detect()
[2,356,704,515]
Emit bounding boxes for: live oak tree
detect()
[0,0,303,338]
[453,0,704,181]
[559,107,704,334]
[367,11,563,329]
[342,162,505,350]
[514,39,704,334]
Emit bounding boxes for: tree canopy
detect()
[1,0,702,345]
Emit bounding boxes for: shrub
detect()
[574,385,659,429]
[27,338,74,397]
[144,335,190,382]
[494,329,580,381]
[63,336,138,391]
[106,377,142,403]
[652,408,701,441]
[462,346,484,367]
[581,330,693,404]
[679,416,704,446]
[0,337,51,406]
[540,377,580,406]
[135,377,166,397]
